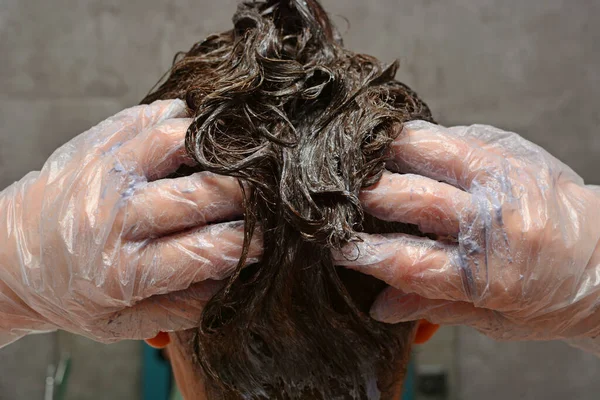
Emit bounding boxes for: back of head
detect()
[142,0,434,398]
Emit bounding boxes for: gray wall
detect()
[1,1,599,399]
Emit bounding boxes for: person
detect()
[139,0,441,398]
[0,0,597,397]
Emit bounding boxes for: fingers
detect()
[370,288,522,340]
[388,121,505,190]
[102,280,224,340]
[370,288,492,327]
[121,172,244,240]
[333,233,471,303]
[117,99,189,136]
[133,221,262,300]
[85,100,189,155]
[118,118,195,180]
[360,171,472,236]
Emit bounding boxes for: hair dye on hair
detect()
[142,0,434,398]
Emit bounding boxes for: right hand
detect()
[0,100,262,347]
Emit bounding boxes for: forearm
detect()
[568,242,600,354]
[0,281,55,348]
[0,177,54,348]
[587,184,600,275]
[564,185,600,355]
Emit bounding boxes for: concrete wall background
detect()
[1,1,599,399]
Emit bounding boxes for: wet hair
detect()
[141,0,434,398]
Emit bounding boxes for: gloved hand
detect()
[335,120,600,343]
[0,100,261,347]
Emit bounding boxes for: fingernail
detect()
[403,120,434,131]
[160,99,188,119]
[370,289,416,323]
[331,236,391,265]
[193,279,226,301]
[371,300,410,323]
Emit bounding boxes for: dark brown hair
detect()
[142,1,434,398]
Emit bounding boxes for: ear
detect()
[144,331,171,349]
[413,320,440,345]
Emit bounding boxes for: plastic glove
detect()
[335,120,600,343]
[0,100,261,347]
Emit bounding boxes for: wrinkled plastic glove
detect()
[0,100,261,347]
[335,120,600,346]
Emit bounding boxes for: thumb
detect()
[100,280,225,341]
[371,287,490,327]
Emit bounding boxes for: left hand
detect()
[335,121,600,341]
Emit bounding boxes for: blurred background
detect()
[1,0,599,399]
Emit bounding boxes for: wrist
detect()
[0,177,52,337]
[588,184,600,270]
[583,185,600,339]
[0,280,56,348]
[0,181,20,282]
[565,336,600,357]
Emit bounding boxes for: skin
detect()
[166,329,413,400]
[145,322,444,399]
[167,331,209,400]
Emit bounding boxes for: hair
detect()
[141,1,434,398]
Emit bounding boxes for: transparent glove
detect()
[335,121,600,344]
[0,100,261,347]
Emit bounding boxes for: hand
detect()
[0,100,261,346]
[335,121,600,341]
